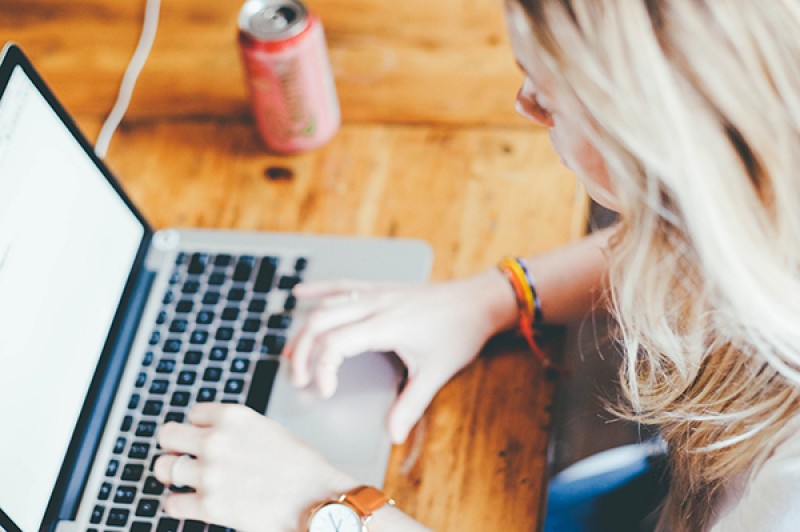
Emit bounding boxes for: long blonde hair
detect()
[516,0,800,528]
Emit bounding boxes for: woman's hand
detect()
[154,403,358,531]
[284,269,517,444]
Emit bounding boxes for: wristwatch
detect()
[307,485,395,532]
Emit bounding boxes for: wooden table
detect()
[1,0,587,529]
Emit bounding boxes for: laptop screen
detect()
[0,64,145,530]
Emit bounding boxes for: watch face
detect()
[308,503,363,532]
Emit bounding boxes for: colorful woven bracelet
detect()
[497,256,549,366]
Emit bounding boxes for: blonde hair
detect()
[515,0,800,528]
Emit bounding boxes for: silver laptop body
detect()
[0,43,431,532]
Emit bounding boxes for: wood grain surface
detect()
[0,0,588,529]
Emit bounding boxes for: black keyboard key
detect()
[254,257,278,292]
[163,338,182,353]
[263,333,286,355]
[169,270,181,284]
[184,350,203,365]
[228,287,246,301]
[237,338,255,353]
[163,290,175,305]
[177,370,197,386]
[149,379,169,395]
[198,387,216,402]
[243,318,261,332]
[142,351,155,367]
[248,298,267,313]
[90,505,104,524]
[157,517,180,532]
[209,526,236,532]
[183,280,201,294]
[175,252,186,265]
[209,346,229,361]
[136,498,160,518]
[149,331,161,345]
[143,476,165,495]
[215,327,234,341]
[171,391,191,407]
[245,359,280,413]
[208,271,226,286]
[142,400,163,416]
[232,261,253,282]
[106,508,129,527]
[122,463,145,482]
[203,367,223,382]
[131,522,153,532]
[98,482,112,500]
[231,358,249,373]
[188,253,210,275]
[267,313,292,329]
[278,274,301,290]
[135,372,147,388]
[128,394,141,410]
[176,300,194,313]
[183,520,206,532]
[129,442,151,460]
[114,485,137,504]
[156,311,167,325]
[224,379,244,395]
[165,411,185,423]
[113,436,126,454]
[214,254,233,267]
[284,294,297,311]
[106,459,120,477]
[295,256,308,271]
[197,310,215,324]
[221,307,239,321]
[120,415,133,433]
[203,291,221,305]
[169,319,188,333]
[156,359,176,374]
[190,330,209,344]
[136,421,157,438]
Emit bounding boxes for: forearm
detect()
[479,227,613,335]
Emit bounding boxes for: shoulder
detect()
[709,415,800,531]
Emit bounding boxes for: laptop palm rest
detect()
[264,351,403,487]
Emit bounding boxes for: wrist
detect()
[468,268,520,336]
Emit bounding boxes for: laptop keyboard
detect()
[87,251,307,532]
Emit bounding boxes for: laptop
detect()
[0,43,432,532]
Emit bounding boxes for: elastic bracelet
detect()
[516,257,544,327]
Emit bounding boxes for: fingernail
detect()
[321,376,337,399]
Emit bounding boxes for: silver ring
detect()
[170,454,191,488]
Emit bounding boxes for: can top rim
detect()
[238,0,308,41]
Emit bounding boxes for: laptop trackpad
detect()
[264,352,403,486]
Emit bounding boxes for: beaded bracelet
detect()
[497,256,551,367]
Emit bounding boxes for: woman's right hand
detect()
[284,269,517,444]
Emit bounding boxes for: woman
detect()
[154,0,800,530]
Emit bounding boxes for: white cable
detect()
[94,0,161,159]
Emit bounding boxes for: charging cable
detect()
[94,0,161,159]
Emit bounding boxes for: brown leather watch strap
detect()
[343,485,393,517]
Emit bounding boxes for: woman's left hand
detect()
[154,403,357,531]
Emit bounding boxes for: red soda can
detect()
[238,0,341,153]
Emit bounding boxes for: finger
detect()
[388,372,448,444]
[287,302,382,388]
[313,321,389,398]
[162,492,211,523]
[153,454,202,488]
[291,279,372,299]
[187,402,229,427]
[157,422,209,456]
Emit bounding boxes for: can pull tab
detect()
[253,6,297,32]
